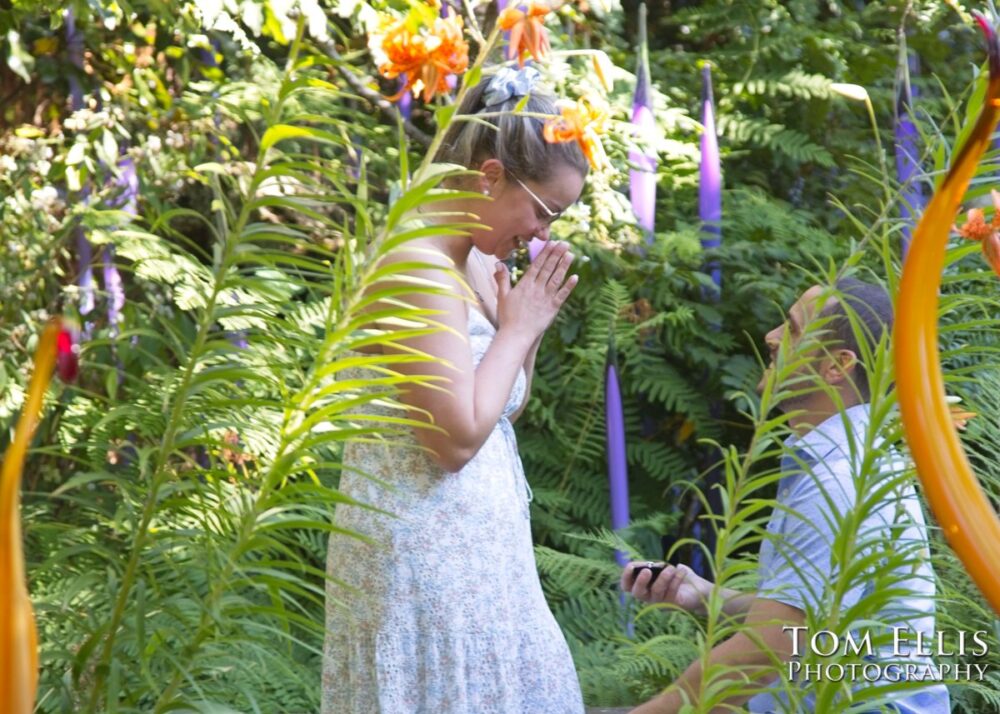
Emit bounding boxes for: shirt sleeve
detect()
[756,456,866,614]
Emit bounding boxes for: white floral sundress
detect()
[322,306,584,714]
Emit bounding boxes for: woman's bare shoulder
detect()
[353,239,469,354]
[379,237,454,269]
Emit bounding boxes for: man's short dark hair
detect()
[819,277,894,401]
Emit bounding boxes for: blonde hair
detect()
[438,72,588,182]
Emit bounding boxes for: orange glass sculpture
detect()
[896,12,1000,615]
[1,319,76,712]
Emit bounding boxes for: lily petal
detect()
[983,231,1000,277]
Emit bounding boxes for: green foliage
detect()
[717,115,836,168]
[5,11,482,710]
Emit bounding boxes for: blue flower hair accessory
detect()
[484,66,541,106]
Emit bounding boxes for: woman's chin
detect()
[476,240,519,260]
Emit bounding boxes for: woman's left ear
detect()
[478,158,505,194]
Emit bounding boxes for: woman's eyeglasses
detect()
[512,176,563,226]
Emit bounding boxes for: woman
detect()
[322,67,588,713]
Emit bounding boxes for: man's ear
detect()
[823,348,857,384]
[478,158,505,192]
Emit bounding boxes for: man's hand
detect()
[621,562,712,615]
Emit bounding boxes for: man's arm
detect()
[629,597,804,714]
[715,587,757,622]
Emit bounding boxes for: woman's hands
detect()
[494,240,578,340]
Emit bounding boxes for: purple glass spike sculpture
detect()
[527,237,545,261]
[66,9,95,329]
[691,62,725,579]
[699,62,722,295]
[74,226,95,319]
[65,9,84,110]
[398,77,413,121]
[630,4,656,243]
[894,43,924,258]
[104,155,136,337]
[605,336,630,569]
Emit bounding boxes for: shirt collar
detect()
[781,403,872,470]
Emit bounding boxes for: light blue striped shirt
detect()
[747,405,950,713]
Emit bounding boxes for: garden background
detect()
[2,0,1000,711]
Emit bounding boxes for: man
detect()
[622,279,950,713]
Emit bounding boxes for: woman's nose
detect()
[535,224,552,242]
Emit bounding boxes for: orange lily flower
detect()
[371,7,469,103]
[543,96,610,170]
[949,406,978,430]
[1,319,76,714]
[498,2,553,66]
[945,396,978,430]
[955,188,1000,276]
[956,207,992,240]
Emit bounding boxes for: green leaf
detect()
[434,103,457,130]
[259,125,344,153]
[466,64,482,88]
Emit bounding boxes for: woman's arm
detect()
[367,241,574,472]
[508,332,543,425]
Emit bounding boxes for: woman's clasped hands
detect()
[493,240,579,339]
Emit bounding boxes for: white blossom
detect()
[64,108,95,132]
[4,193,24,216]
[7,136,34,155]
[165,130,185,149]
[30,185,63,213]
